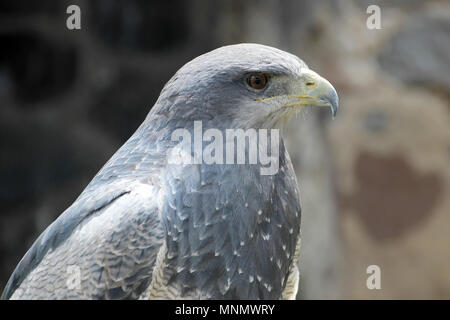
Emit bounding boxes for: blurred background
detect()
[0,0,449,299]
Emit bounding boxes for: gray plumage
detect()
[2,43,338,300]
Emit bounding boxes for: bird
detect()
[2,43,338,300]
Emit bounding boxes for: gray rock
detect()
[378,17,450,92]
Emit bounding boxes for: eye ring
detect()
[246,73,268,90]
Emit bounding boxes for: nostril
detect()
[306,81,315,86]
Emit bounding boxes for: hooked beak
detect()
[287,68,339,117]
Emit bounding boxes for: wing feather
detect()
[2,181,164,300]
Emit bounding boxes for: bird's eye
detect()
[246,73,268,90]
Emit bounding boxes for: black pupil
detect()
[247,74,266,89]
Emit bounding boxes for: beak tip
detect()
[329,89,339,118]
[331,102,338,118]
[322,91,338,118]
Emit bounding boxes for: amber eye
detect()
[247,73,268,90]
